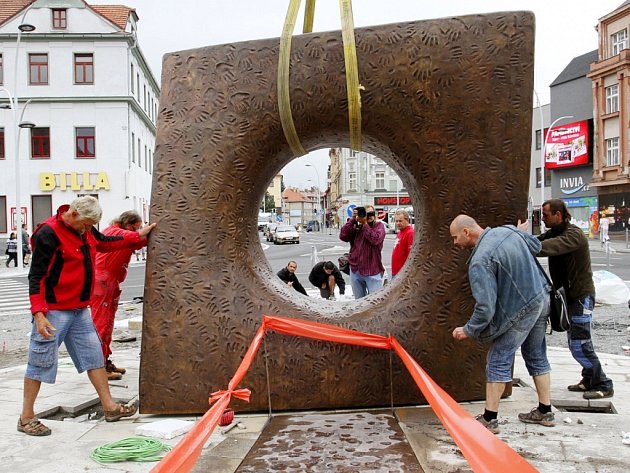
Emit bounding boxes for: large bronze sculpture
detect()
[140,11,535,414]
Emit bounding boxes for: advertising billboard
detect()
[544,120,589,169]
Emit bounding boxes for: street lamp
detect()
[305,164,323,231]
[306,178,321,231]
[0,8,36,270]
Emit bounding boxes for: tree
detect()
[261,192,275,212]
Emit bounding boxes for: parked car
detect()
[273,225,300,244]
[305,220,320,232]
[265,223,278,241]
[258,221,269,232]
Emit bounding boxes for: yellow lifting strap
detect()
[339,0,363,151]
[303,0,315,33]
[278,0,307,157]
[277,0,364,157]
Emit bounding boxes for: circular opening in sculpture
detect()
[257,147,418,308]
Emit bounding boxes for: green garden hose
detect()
[90,436,171,463]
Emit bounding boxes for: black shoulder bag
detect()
[505,226,570,332]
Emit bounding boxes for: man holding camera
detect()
[340,205,386,298]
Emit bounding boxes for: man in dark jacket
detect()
[277,261,307,295]
[537,199,613,399]
[309,261,346,300]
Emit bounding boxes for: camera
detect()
[366,211,376,218]
[356,207,366,218]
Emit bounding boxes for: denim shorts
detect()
[25,308,105,384]
[486,294,550,383]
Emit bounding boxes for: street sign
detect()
[347,204,357,217]
[10,207,27,231]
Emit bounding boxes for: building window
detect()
[605,137,620,166]
[31,127,50,159]
[136,73,140,101]
[0,54,3,85]
[137,138,141,167]
[606,84,619,113]
[535,168,551,188]
[535,130,541,150]
[375,171,385,189]
[74,53,94,84]
[29,54,48,85]
[131,132,135,163]
[130,64,134,93]
[348,172,357,191]
[144,145,148,171]
[0,128,4,160]
[0,195,6,233]
[612,29,628,55]
[52,8,67,29]
[75,127,95,158]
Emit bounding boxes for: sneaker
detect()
[107,371,122,381]
[567,382,588,392]
[106,360,126,374]
[583,388,614,400]
[475,414,499,434]
[518,407,555,427]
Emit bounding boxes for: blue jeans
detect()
[567,295,613,391]
[25,308,105,384]
[486,294,550,383]
[350,269,383,299]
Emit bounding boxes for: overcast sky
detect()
[97,0,622,188]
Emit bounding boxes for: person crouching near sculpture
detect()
[91,210,152,381]
[450,214,554,434]
[19,196,156,436]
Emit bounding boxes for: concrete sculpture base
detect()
[140,11,535,413]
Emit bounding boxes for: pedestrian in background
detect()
[339,205,386,298]
[19,196,155,436]
[21,224,31,266]
[277,260,308,295]
[599,213,610,245]
[309,261,346,300]
[91,211,154,381]
[391,209,414,278]
[450,214,553,434]
[524,199,614,399]
[5,232,18,267]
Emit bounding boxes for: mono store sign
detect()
[39,172,110,192]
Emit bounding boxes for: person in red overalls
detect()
[91,210,151,381]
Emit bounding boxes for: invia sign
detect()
[560,176,589,195]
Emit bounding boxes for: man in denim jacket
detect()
[450,214,553,433]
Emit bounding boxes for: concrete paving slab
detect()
[1,337,630,472]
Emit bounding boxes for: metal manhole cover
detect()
[236,410,423,472]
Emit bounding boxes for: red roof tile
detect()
[90,4,135,30]
[0,0,34,26]
[0,1,135,31]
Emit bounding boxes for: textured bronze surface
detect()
[141,12,535,414]
[235,411,423,472]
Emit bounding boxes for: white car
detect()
[273,225,300,244]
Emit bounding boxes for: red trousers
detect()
[91,276,122,362]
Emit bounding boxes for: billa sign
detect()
[544,120,589,169]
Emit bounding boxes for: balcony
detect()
[589,48,630,78]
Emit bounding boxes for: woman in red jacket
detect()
[91,210,148,381]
